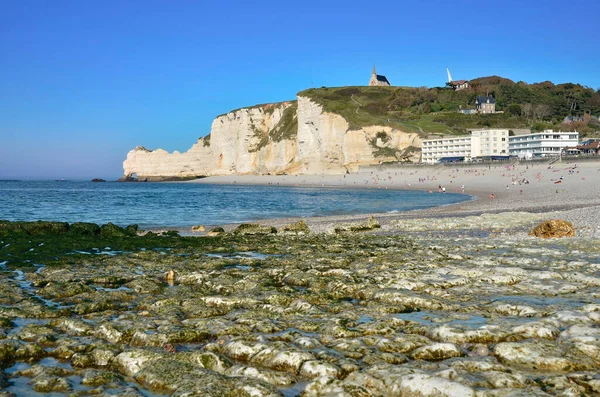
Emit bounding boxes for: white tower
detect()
[446,67,453,83]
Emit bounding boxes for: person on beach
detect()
[490,194,495,199]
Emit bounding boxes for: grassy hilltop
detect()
[299,76,600,136]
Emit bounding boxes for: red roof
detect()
[577,141,600,150]
[451,80,468,85]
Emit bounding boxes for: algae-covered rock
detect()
[125,224,139,235]
[0,220,69,236]
[299,360,342,379]
[100,222,130,237]
[334,216,381,233]
[175,351,231,373]
[250,345,316,374]
[225,365,296,386]
[234,223,277,235]
[409,342,465,361]
[80,369,121,386]
[529,219,575,238]
[391,373,475,397]
[69,222,101,236]
[494,341,596,371]
[31,376,71,393]
[24,221,70,235]
[134,358,282,396]
[111,349,164,377]
[280,220,310,235]
[0,340,18,362]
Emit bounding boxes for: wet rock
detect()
[17,365,73,393]
[426,325,507,344]
[494,341,596,371]
[126,278,163,294]
[73,299,120,315]
[49,337,89,359]
[390,373,475,396]
[250,344,316,374]
[234,223,277,235]
[299,360,342,379]
[410,342,465,361]
[134,358,281,396]
[96,323,134,344]
[80,369,120,386]
[15,323,57,342]
[71,352,96,368]
[312,369,476,397]
[15,343,46,361]
[493,304,537,317]
[529,220,575,238]
[480,370,531,388]
[175,351,231,373]
[31,376,71,393]
[376,334,432,354]
[225,365,296,386]
[111,349,164,377]
[40,281,93,299]
[130,328,212,347]
[510,322,560,340]
[221,339,269,362]
[50,318,94,336]
[90,344,122,366]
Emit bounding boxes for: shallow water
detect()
[0,180,469,228]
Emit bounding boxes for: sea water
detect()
[0,180,470,228]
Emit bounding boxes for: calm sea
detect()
[0,181,470,228]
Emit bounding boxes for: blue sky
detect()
[1,0,599,179]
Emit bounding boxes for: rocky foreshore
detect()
[1,215,600,396]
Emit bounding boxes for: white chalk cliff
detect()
[123,96,422,179]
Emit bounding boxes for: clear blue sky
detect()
[1,0,599,179]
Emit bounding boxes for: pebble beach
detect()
[188,159,600,237]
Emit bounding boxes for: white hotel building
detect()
[421,129,509,164]
[508,130,579,159]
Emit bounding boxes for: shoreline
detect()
[179,159,600,236]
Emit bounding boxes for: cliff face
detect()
[123,97,421,179]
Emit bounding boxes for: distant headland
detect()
[122,69,600,181]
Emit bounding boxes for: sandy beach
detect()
[186,158,600,236]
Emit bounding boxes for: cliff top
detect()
[299,78,600,136]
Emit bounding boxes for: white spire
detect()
[446,66,453,83]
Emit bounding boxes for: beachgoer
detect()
[490,194,495,199]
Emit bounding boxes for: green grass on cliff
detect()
[299,80,600,136]
[271,102,298,142]
[298,86,534,136]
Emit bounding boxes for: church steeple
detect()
[368,64,390,87]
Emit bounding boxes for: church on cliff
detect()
[368,65,390,86]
